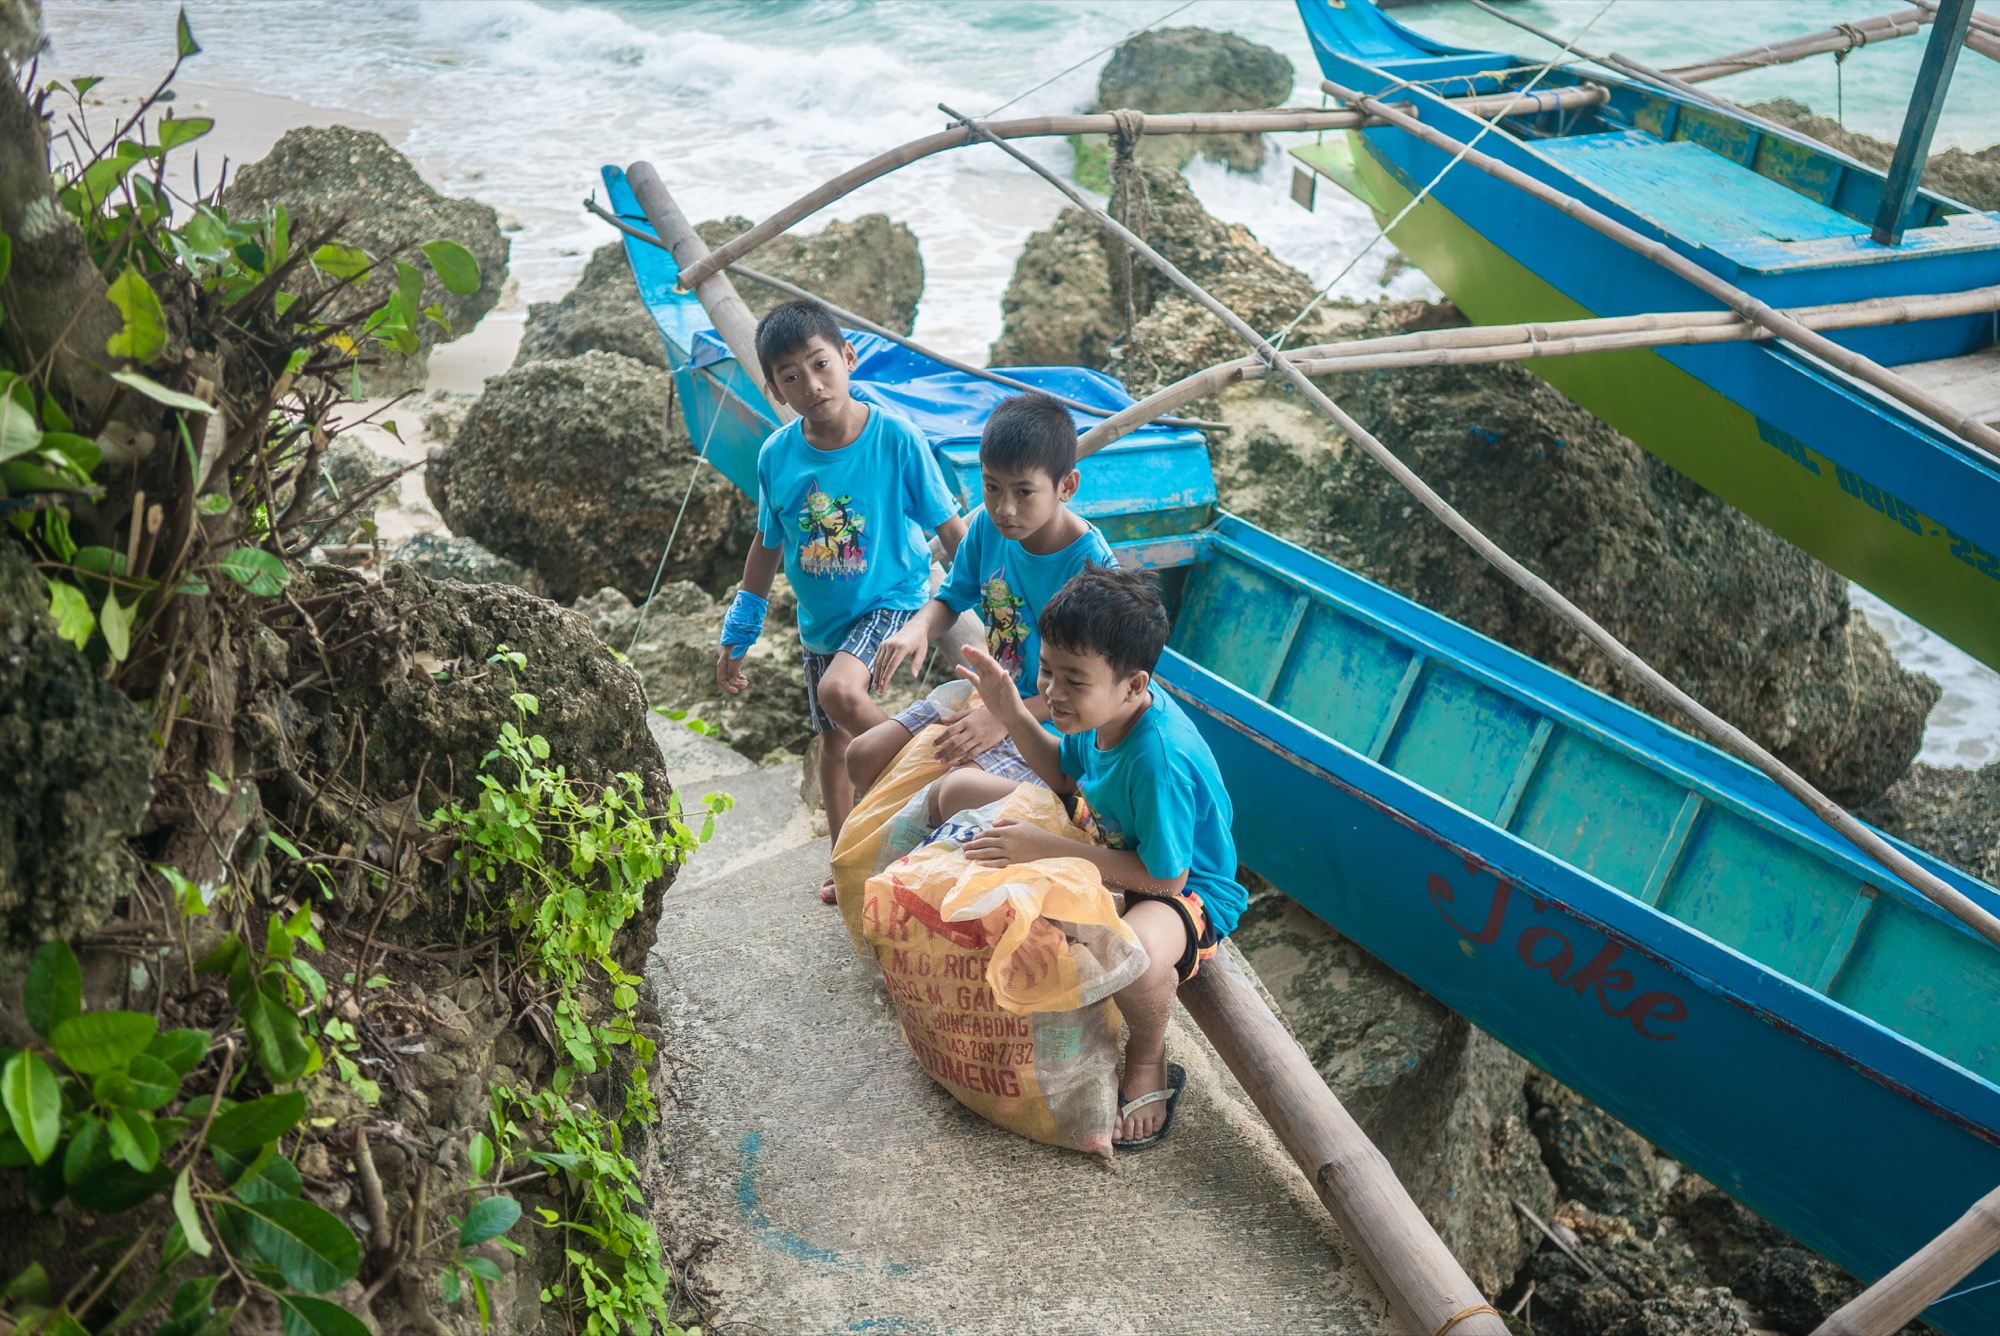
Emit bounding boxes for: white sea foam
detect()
[40,0,2000,759]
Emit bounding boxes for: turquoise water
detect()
[42,0,2000,762]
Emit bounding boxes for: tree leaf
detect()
[221,1196,359,1292]
[158,116,214,152]
[276,1293,372,1336]
[63,1114,106,1183]
[49,1009,157,1074]
[175,5,201,58]
[99,592,132,663]
[108,369,218,415]
[147,1027,211,1076]
[46,579,95,652]
[204,1089,304,1153]
[107,1105,161,1172]
[311,243,371,281]
[466,1131,493,1180]
[421,239,480,296]
[0,384,37,461]
[458,1194,520,1246]
[173,1165,213,1257]
[105,267,168,364]
[1,1051,61,1165]
[216,546,290,597]
[124,1054,181,1110]
[25,939,83,1037]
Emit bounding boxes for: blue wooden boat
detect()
[604,164,2000,1332]
[1289,1,2000,674]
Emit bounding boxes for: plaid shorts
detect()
[892,697,1043,784]
[801,607,917,735]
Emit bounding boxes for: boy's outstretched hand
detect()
[965,817,1077,868]
[715,644,749,694]
[955,643,1023,717]
[932,706,1010,767]
[870,620,930,694]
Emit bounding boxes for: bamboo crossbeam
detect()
[624,161,793,424]
[1666,8,1933,83]
[944,94,2000,956]
[1319,79,2000,462]
[1181,945,1507,1336]
[1810,1182,2000,1334]
[673,86,1608,293]
[1913,0,2000,66]
[1076,285,2000,454]
[581,196,1229,433]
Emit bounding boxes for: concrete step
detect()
[644,821,1395,1335]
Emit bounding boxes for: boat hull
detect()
[1342,139,2000,672]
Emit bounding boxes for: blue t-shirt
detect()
[1059,689,1246,938]
[937,508,1115,698]
[756,406,959,653]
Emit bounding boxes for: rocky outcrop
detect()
[1091,26,1295,175]
[426,350,752,601]
[515,241,671,369]
[988,209,1122,368]
[389,531,535,590]
[1860,761,2000,885]
[1233,886,1556,1295]
[0,543,153,967]
[1749,97,2000,210]
[223,125,510,393]
[1211,303,1937,806]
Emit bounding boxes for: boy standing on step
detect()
[715,299,966,902]
[847,390,1115,796]
[931,565,1247,1149]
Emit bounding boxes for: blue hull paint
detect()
[610,153,2000,1330]
[1296,1,2000,669]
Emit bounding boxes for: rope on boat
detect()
[939,100,2000,954]
[583,196,1228,433]
[981,0,1196,119]
[627,372,725,655]
[1267,0,1617,351]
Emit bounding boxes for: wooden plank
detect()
[1895,348,2000,426]
[1492,718,1555,829]
[1181,944,1508,1336]
[1639,793,1705,907]
[1367,655,1427,762]
[1811,887,1880,994]
[1253,593,1313,702]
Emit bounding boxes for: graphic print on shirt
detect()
[978,571,1030,680]
[1073,793,1127,851]
[796,479,868,578]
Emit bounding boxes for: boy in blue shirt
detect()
[939,566,1246,1149]
[715,300,966,901]
[848,391,1114,795]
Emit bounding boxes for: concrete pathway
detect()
[644,725,1393,1335]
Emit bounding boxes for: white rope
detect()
[1268,0,1618,351]
[983,0,1199,119]
[628,374,726,654]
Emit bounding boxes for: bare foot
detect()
[817,873,838,905]
[1117,1057,1172,1143]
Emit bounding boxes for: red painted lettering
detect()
[1616,992,1685,1041]
[1430,870,1511,944]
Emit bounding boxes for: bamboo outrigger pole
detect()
[673,86,1609,293]
[1665,7,1933,83]
[1076,284,2000,455]
[1810,1182,2000,1335]
[934,100,2000,955]
[1319,78,2000,464]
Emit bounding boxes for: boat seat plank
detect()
[1656,809,1868,985]
[1536,135,1864,248]
[1892,348,2000,427]
[1267,604,1416,756]
[1508,730,1692,899]
[1167,552,1304,699]
[1832,900,2000,1084]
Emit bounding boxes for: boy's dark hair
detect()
[981,391,1078,483]
[1039,565,1170,678]
[754,298,844,381]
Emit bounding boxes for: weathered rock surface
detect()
[426,350,752,601]
[1750,97,2000,210]
[223,125,509,393]
[0,543,153,967]
[1860,761,2000,885]
[988,209,1123,368]
[1092,26,1295,175]
[389,531,535,590]
[1232,885,1556,1295]
[515,241,670,369]
[695,213,923,335]
[1209,302,1937,806]
[1527,1071,1663,1224]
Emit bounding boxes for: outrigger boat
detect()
[605,148,2000,1329]
[1291,0,2000,673]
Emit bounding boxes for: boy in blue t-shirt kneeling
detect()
[849,390,1114,795]
[941,566,1247,1149]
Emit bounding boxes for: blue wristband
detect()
[720,590,769,658]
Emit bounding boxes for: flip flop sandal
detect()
[816,874,839,905]
[1112,1062,1186,1151]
